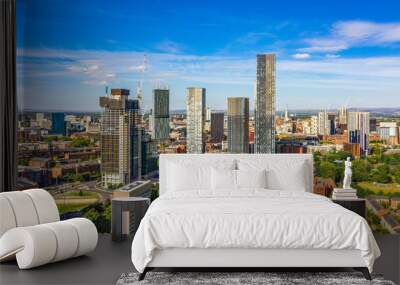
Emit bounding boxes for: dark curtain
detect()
[0,0,17,192]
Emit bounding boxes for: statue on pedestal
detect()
[343,157,352,189]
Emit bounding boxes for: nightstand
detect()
[111,197,150,242]
[332,198,366,218]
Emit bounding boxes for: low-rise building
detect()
[113,180,153,199]
[390,197,400,210]
[343,142,361,158]
[381,214,400,234]
[366,199,387,217]
[307,144,343,154]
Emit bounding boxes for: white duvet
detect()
[131,190,380,273]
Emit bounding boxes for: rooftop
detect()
[367,199,384,211]
[382,214,400,228]
[117,180,152,192]
[111,89,130,96]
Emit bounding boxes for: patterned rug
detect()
[116,271,396,285]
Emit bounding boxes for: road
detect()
[46,180,112,202]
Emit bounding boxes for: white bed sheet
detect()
[131,190,380,273]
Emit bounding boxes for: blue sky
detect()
[17,0,400,111]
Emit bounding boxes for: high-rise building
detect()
[328,113,336,135]
[370,118,377,132]
[51,112,66,136]
[186,87,206,153]
[211,112,224,143]
[318,111,330,135]
[310,115,318,135]
[338,106,347,125]
[347,111,370,156]
[151,89,170,140]
[36,113,44,121]
[284,106,289,122]
[99,89,141,187]
[227,97,249,153]
[378,122,398,145]
[255,54,276,153]
[206,107,212,122]
[141,131,158,176]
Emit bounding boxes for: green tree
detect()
[351,159,371,182]
[391,165,400,184]
[151,183,159,201]
[70,137,91,148]
[370,164,391,183]
[83,208,100,221]
[104,203,111,221]
[317,161,336,179]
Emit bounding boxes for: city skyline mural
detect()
[15,0,400,237]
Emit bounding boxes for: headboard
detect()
[159,153,314,195]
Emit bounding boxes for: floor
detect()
[0,234,134,285]
[1,234,399,285]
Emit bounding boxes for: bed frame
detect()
[139,248,371,280]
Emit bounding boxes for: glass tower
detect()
[255,54,276,153]
[152,89,170,140]
[186,87,206,153]
[99,89,141,187]
[228,97,249,153]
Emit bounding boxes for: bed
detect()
[131,154,380,280]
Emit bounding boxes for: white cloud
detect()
[16,47,400,110]
[279,56,400,78]
[300,20,400,53]
[17,48,400,97]
[300,38,348,53]
[128,64,146,72]
[292,53,310,59]
[156,40,184,53]
[82,80,108,86]
[334,21,400,43]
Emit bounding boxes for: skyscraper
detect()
[228,97,249,153]
[141,130,158,176]
[255,54,276,153]
[151,89,170,140]
[370,118,377,132]
[328,113,336,135]
[99,89,141,187]
[186,87,206,153]
[338,106,347,125]
[310,115,318,135]
[211,112,224,143]
[347,111,370,156]
[318,111,330,135]
[51,112,65,136]
[378,122,398,145]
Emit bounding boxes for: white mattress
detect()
[131,190,380,273]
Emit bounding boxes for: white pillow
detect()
[167,160,236,192]
[167,162,207,191]
[211,168,236,191]
[237,158,308,191]
[266,161,307,191]
[236,169,267,189]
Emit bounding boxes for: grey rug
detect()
[116,272,396,285]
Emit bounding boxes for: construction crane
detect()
[136,54,147,108]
